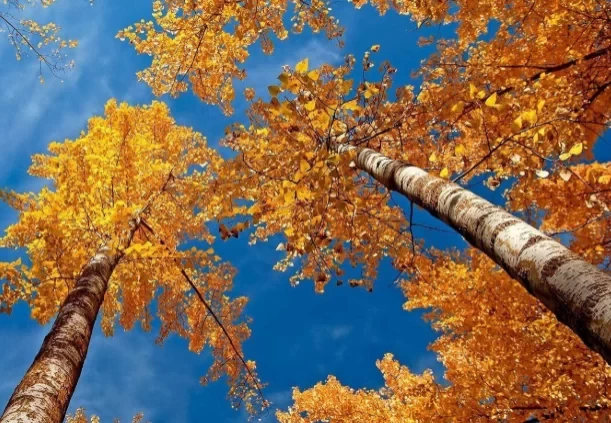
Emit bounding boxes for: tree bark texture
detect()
[341,145,611,364]
[0,247,117,423]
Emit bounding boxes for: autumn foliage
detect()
[278,250,611,422]
[66,409,144,423]
[0,0,610,419]
[0,0,79,78]
[212,0,609,419]
[118,0,342,114]
[0,100,264,414]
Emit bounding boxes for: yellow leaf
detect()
[370,44,380,52]
[429,152,438,163]
[417,90,430,102]
[284,227,295,237]
[286,78,302,94]
[569,143,583,156]
[304,100,316,111]
[469,83,477,99]
[300,160,310,173]
[283,190,295,205]
[296,186,313,201]
[598,175,611,184]
[342,99,360,111]
[451,101,465,114]
[477,90,486,99]
[295,58,309,74]
[363,84,378,100]
[455,145,465,156]
[537,99,545,112]
[440,168,449,178]
[327,154,340,165]
[307,69,320,81]
[268,85,281,97]
[278,72,290,86]
[521,109,537,124]
[485,92,497,107]
[340,80,353,95]
[560,143,584,161]
[511,116,523,132]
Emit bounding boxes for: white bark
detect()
[343,145,611,363]
[0,247,117,423]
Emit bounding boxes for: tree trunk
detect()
[341,145,611,364]
[0,247,117,423]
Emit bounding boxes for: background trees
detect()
[0,0,79,79]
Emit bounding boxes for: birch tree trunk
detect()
[340,145,611,364]
[0,247,118,423]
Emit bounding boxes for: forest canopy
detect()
[0,0,609,422]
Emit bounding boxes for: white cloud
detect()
[0,323,48,403]
[329,324,353,340]
[309,323,353,350]
[0,0,151,181]
[70,329,195,422]
[0,317,200,423]
[0,4,100,176]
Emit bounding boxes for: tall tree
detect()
[218,47,610,361]
[277,250,611,423]
[121,0,610,387]
[0,100,264,423]
[123,0,610,336]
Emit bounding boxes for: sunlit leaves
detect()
[279,251,611,422]
[244,88,256,101]
[278,354,439,423]
[0,0,79,75]
[218,58,416,291]
[0,100,265,415]
[120,0,343,113]
[484,92,497,107]
[510,162,611,264]
[66,408,144,423]
[295,58,309,74]
[559,142,584,161]
[220,15,609,292]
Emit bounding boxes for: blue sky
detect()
[2,1,606,422]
